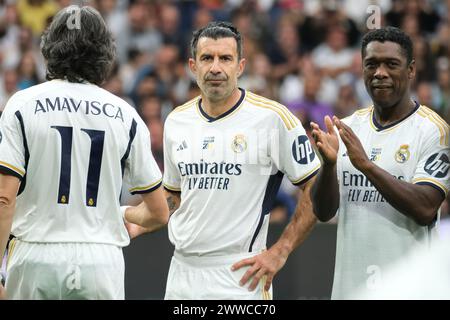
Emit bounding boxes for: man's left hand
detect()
[231,248,288,291]
[333,116,372,172]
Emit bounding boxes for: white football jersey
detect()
[163,89,321,256]
[0,79,162,246]
[332,103,450,299]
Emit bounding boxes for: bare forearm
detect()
[311,164,340,222]
[124,187,169,233]
[361,162,442,225]
[0,175,19,259]
[271,180,317,258]
[0,203,15,259]
[125,202,166,233]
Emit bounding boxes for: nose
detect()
[374,64,388,79]
[209,57,222,74]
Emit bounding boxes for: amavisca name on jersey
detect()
[342,170,405,203]
[34,97,124,121]
[178,160,242,190]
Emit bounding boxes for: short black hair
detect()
[361,27,413,64]
[190,21,243,60]
[40,6,116,85]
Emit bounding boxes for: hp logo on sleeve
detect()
[292,135,315,164]
[424,152,450,178]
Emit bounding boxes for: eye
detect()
[201,56,212,61]
[387,61,399,67]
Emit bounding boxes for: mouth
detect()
[206,80,225,86]
[372,83,392,90]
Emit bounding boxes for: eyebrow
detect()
[364,57,402,62]
[199,53,234,59]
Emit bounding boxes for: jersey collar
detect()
[197,88,245,123]
[370,101,420,132]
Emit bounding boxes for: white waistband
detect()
[173,250,263,268]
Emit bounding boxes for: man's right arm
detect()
[124,186,169,233]
[310,116,340,221]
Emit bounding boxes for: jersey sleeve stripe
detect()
[129,179,162,194]
[246,92,298,126]
[291,163,321,185]
[421,107,449,139]
[172,97,199,113]
[413,178,448,197]
[163,183,181,192]
[0,161,24,178]
[247,92,298,128]
[355,106,373,115]
[14,111,29,195]
[418,107,449,146]
[246,96,294,130]
[120,118,138,176]
[6,238,17,270]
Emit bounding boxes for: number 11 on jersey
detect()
[52,126,105,207]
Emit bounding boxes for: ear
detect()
[237,58,246,78]
[188,58,196,74]
[408,59,416,80]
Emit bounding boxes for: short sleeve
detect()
[412,128,450,198]
[124,116,162,195]
[162,118,181,192]
[0,96,26,179]
[271,116,321,186]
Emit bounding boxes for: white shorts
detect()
[5,239,125,300]
[164,251,273,300]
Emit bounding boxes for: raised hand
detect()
[310,115,339,165]
[332,116,371,172]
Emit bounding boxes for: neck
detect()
[201,88,242,118]
[374,96,415,126]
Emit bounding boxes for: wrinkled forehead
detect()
[196,36,238,56]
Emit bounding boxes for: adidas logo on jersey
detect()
[177,141,188,151]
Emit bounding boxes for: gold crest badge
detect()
[231,134,247,153]
[395,144,410,163]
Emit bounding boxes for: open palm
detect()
[310,116,339,165]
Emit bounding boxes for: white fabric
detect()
[351,219,450,300]
[164,251,272,300]
[163,89,320,257]
[332,104,450,299]
[0,79,162,246]
[5,239,124,300]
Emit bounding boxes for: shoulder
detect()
[3,82,52,114]
[244,91,300,130]
[415,105,449,146]
[340,106,372,127]
[165,96,200,122]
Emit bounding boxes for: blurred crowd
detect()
[0,0,449,221]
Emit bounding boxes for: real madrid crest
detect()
[395,144,410,163]
[231,134,247,153]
